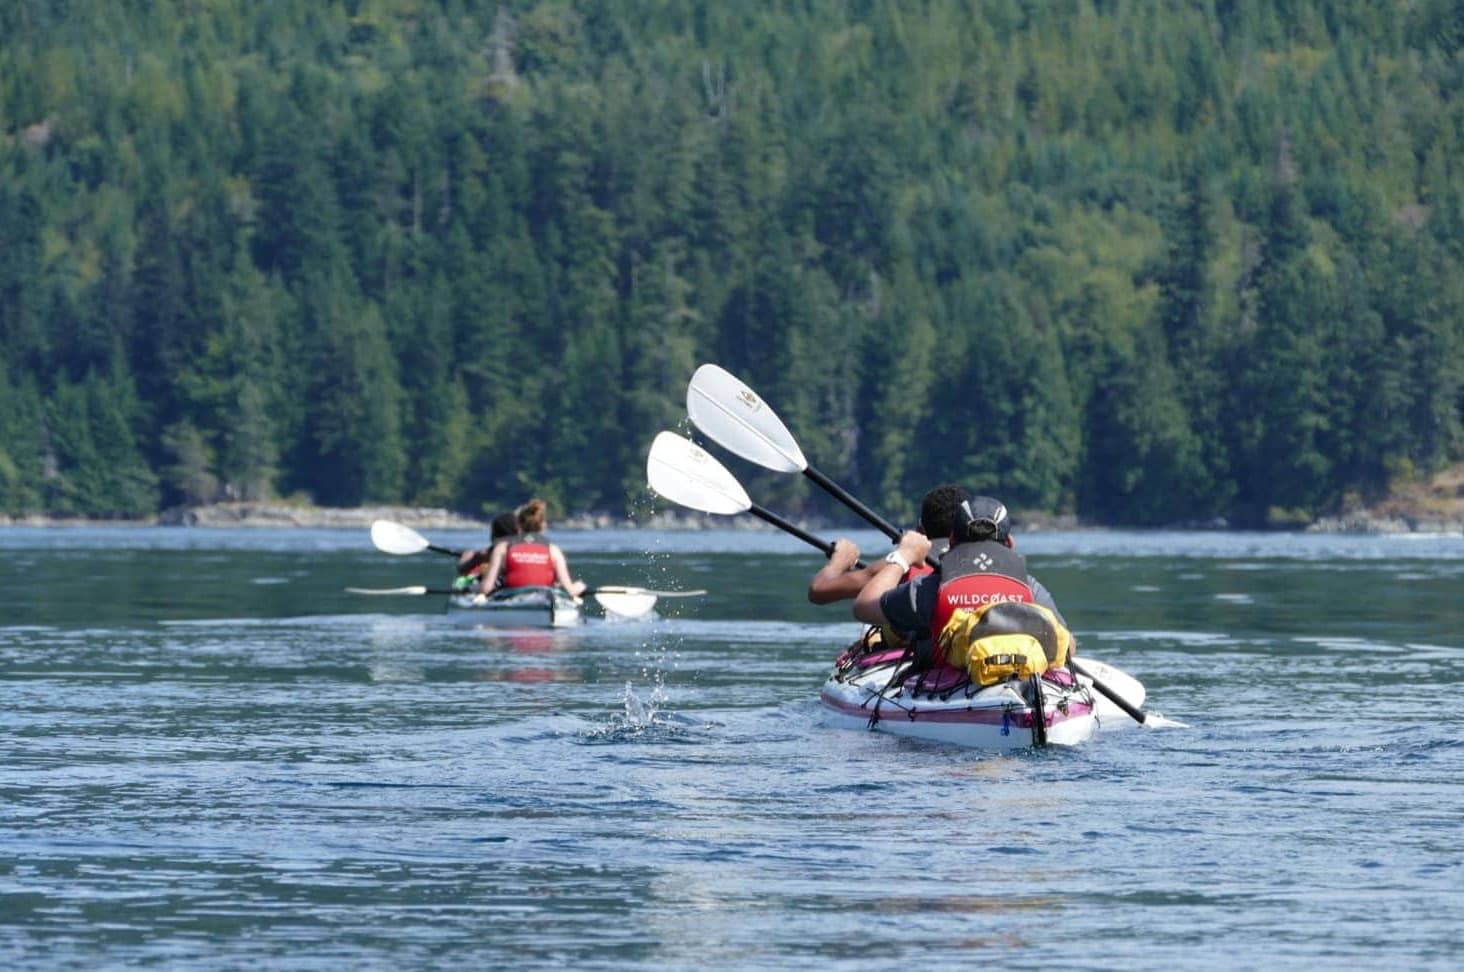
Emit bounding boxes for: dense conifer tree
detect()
[0,0,1459,524]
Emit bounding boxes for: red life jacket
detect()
[928,540,1035,658]
[503,535,556,588]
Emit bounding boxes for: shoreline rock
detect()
[0,502,816,532]
[5,502,1463,534]
[160,503,492,530]
[1306,512,1464,534]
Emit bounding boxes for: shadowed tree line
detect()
[2,0,1461,526]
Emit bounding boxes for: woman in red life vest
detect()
[474,498,587,597]
[454,511,519,591]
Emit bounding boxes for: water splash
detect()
[579,681,702,744]
[623,680,659,726]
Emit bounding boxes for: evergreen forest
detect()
[2,0,1462,527]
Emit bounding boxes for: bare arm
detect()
[457,549,489,575]
[807,538,876,604]
[475,541,508,594]
[551,544,586,597]
[852,531,930,625]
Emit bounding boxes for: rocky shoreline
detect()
[0,501,786,532]
[3,501,1462,534]
[1305,512,1464,534]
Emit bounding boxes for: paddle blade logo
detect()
[736,390,761,412]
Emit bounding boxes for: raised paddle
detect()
[682,366,1167,728]
[646,431,866,566]
[686,364,936,568]
[370,519,464,557]
[686,364,905,541]
[647,429,1153,721]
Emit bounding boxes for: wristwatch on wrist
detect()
[883,550,910,572]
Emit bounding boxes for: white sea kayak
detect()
[819,646,1144,750]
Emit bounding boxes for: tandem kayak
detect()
[819,645,1144,750]
[445,585,583,628]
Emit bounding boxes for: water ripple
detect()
[2,530,1463,969]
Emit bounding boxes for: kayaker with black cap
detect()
[852,494,1070,669]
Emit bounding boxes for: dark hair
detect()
[919,484,970,539]
[490,512,519,541]
[953,496,1011,545]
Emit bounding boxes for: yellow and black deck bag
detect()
[936,601,1073,686]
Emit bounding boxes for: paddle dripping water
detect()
[2,527,1463,969]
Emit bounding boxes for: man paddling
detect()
[807,484,969,604]
[852,495,1070,670]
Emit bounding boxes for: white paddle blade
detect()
[646,431,754,516]
[346,586,431,596]
[686,364,807,473]
[370,519,431,556]
[1076,656,1146,711]
[593,586,708,598]
[593,591,659,619]
[1073,656,1187,726]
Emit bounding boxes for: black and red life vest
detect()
[928,540,1034,653]
[503,534,556,588]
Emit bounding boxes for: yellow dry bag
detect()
[936,601,1073,687]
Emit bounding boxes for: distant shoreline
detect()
[3,501,1461,534]
[0,502,792,532]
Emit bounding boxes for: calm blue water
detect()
[2,526,1463,969]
